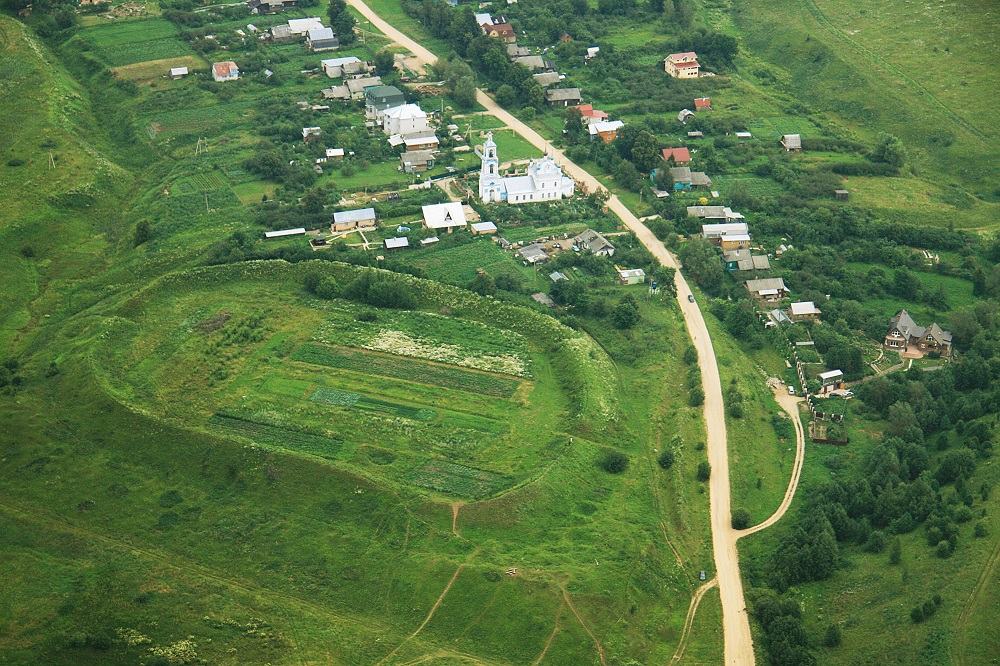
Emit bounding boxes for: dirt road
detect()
[740,389,805,537]
[343,2,755,662]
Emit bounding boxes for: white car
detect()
[688,294,695,303]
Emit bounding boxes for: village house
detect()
[515,55,556,71]
[383,237,409,250]
[573,103,608,124]
[321,56,364,78]
[470,221,498,235]
[483,22,517,42]
[475,12,493,26]
[691,206,745,222]
[723,248,769,272]
[719,234,751,251]
[170,66,188,79]
[247,0,298,14]
[400,150,435,173]
[364,84,405,116]
[266,24,294,42]
[398,132,439,151]
[382,104,429,135]
[788,301,822,322]
[331,207,376,232]
[323,85,351,100]
[677,109,695,124]
[701,222,749,243]
[517,243,549,265]
[745,277,789,302]
[617,268,646,285]
[669,166,712,190]
[325,148,345,160]
[301,127,321,143]
[589,120,624,143]
[422,202,468,232]
[212,61,239,82]
[307,27,339,52]
[884,309,953,356]
[664,51,699,78]
[574,229,615,257]
[817,369,844,394]
[347,76,383,100]
[781,134,802,152]
[287,17,325,36]
[507,44,531,58]
[661,147,691,165]
[694,97,711,111]
[532,72,562,88]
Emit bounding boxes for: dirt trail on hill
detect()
[739,390,806,536]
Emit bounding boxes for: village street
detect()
[343,1,759,661]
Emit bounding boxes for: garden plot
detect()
[311,307,532,377]
[308,387,437,421]
[291,344,521,398]
[404,459,511,498]
[209,413,342,459]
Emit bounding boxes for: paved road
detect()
[344,1,755,662]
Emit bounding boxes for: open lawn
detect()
[111,56,207,84]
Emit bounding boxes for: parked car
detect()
[788,385,795,395]
[843,390,855,397]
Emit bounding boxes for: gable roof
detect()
[384,237,409,249]
[471,221,498,233]
[333,207,376,223]
[545,87,582,102]
[889,309,925,339]
[667,51,698,62]
[400,149,435,164]
[287,17,324,34]
[589,120,624,135]
[694,97,711,108]
[782,134,802,148]
[308,27,336,41]
[364,84,403,99]
[422,202,468,229]
[508,44,531,57]
[662,147,691,162]
[348,76,383,94]
[574,229,614,253]
[790,301,821,316]
[532,72,562,87]
[745,277,788,294]
[517,243,548,263]
[170,66,189,76]
[926,322,953,344]
[321,56,361,68]
[213,61,239,78]
[723,248,752,263]
[383,103,426,120]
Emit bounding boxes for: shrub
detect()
[601,451,629,474]
[683,345,698,365]
[6,158,25,167]
[158,490,183,508]
[315,277,341,300]
[953,505,972,523]
[689,386,705,407]
[658,448,675,470]
[356,310,378,322]
[889,537,902,565]
[974,522,987,538]
[697,461,711,482]
[133,219,151,247]
[865,530,887,554]
[731,508,751,530]
[910,606,924,623]
[935,540,951,558]
[20,245,35,258]
[823,623,842,648]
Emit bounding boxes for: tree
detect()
[453,76,477,109]
[910,606,925,623]
[893,267,920,301]
[314,277,340,300]
[327,0,357,45]
[133,219,151,247]
[630,130,661,173]
[675,0,695,27]
[612,296,641,329]
[678,236,724,294]
[872,133,906,168]
[302,189,325,214]
[602,451,629,474]
[689,385,704,406]
[889,537,902,564]
[653,167,674,192]
[563,107,585,145]
[732,508,751,529]
[658,448,675,469]
[823,623,842,648]
[373,49,396,75]
[683,345,698,365]
[613,159,643,192]
[697,460,711,481]
[495,84,516,107]
[468,272,496,296]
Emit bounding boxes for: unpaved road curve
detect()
[739,390,805,537]
[671,577,718,664]
[343,2,754,662]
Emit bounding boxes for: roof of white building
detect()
[790,301,821,316]
[422,202,468,229]
[288,17,324,34]
[383,103,427,120]
[471,221,498,233]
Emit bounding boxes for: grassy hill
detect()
[0,11,722,664]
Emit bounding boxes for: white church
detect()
[476,132,575,204]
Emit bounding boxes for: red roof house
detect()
[661,147,691,164]
[694,97,712,110]
[572,103,609,124]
